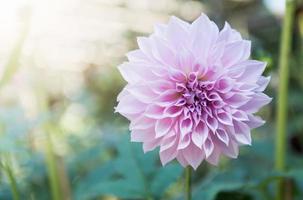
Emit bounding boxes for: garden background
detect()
[0,0,302,199]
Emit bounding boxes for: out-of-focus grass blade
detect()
[35,88,64,200]
[0,7,31,88]
[1,155,20,200]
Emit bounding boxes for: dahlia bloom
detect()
[116,14,271,169]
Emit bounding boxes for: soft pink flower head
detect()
[115,14,271,169]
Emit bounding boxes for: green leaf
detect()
[73,133,183,200]
[192,170,247,200]
[151,163,182,198]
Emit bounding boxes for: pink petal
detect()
[206,146,221,165]
[233,120,251,145]
[180,116,193,138]
[126,50,148,62]
[116,88,129,102]
[246,114,265,129]
[163,105,183,118]
[130,116,155,130]
[167,16,190,50]
[216,129,229,145]
[203,138,214,158]
[149,80,174,94]
[160,132,177,152]
[190,13,219,62]
[208,41,225,65]
[206,116,218,133]
[216,109,233,125]
[182,143,205,170]
[222,40,251,67]
[159,140,178,166]
[176,49,195,72]
[151,36,176,66]
[215,77,233,93]
[176,152,188,167]
[192,122,208,149]
[237,60,266,83]
[118,62,158,84]
[206,92,222,101]
[224,93,251,108]
[143,138,161,153]
[155,118,174,138]
[256,76,271,92]
[131,128,155,142]
[155,90,180,107]
[178,133,191,150]
[144,104,165,119]
[221,140,239,158]
[137,37,155,60]
[127,84,157,103]
[240,93,272,113]
[115,95,146,118]
[232,109,249,121]
[218,22,242,43]
[168,67,187,82]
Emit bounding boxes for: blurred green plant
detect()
[0,6,31,88]
[275,1,296,200]
[73,134,183,200]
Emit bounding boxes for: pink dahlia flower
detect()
[115,14,271,169]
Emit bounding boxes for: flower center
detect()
[175,72,222,116]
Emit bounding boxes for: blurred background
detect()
[0,0,302,199]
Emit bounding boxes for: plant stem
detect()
[45,131,61,200]
[0,4,31,88]
[185,166,192,200]
[275,0,296,200]
[3,162,20,200]
[36,88,62,200]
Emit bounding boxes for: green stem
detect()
[45,132,61,200]
[36,88,62,200]
[0,5,31,88]
[3,163,20,200]
[275,0,296,200]
[185,166,192,200]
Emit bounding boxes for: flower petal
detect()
[145,104,165,119]
[143,138,161,153]
[203,138,214,158]
[155,118,174,138]
[233,120,251,145]
[167,16,190,50]
[216,109,233,125]
[182,143,205,170]
[159,140,178,166]
[190,13,219,62]
[115,94,146,119]
[240,93,272,113]
[206,116,218,133]
[178,134,191,150]
[163,105,183,118]
[192,122,208,149]
[131,128,155,142]
[216,129,229,145]
[180,116,193,138]
[237,60,266,83]
[222,40,251,67]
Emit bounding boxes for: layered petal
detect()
[116,13,271,170]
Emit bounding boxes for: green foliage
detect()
[73,134,183,200]
[190,136,303,200]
